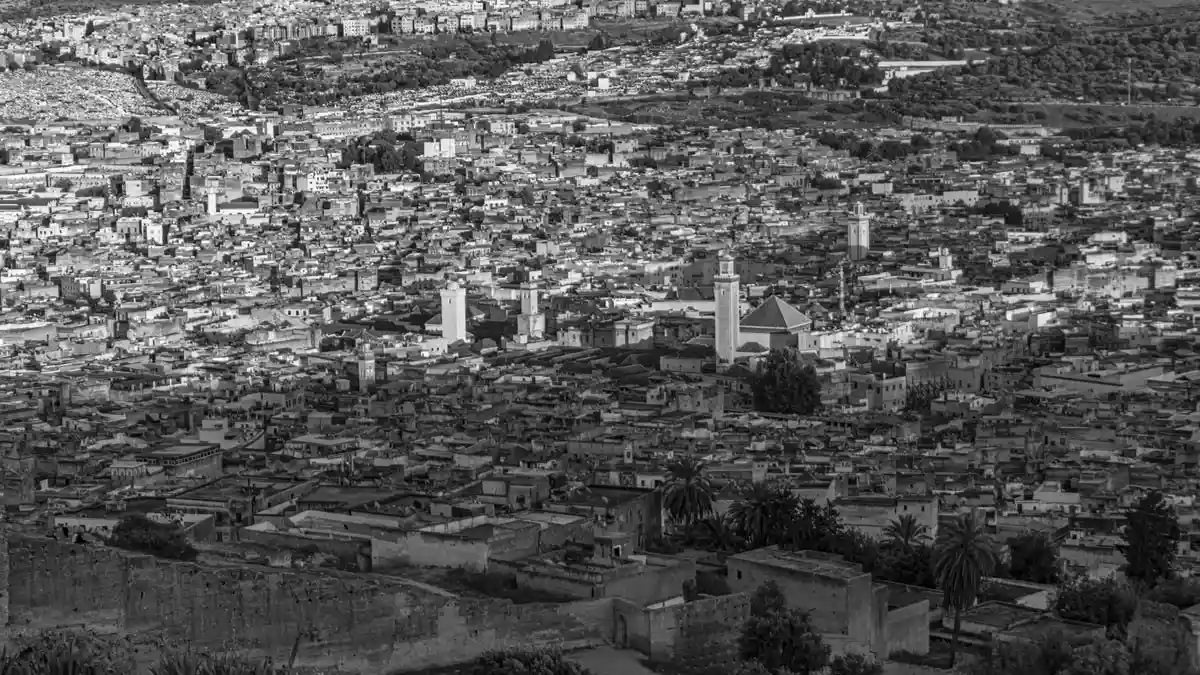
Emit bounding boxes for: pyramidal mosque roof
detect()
[740,295,812,331]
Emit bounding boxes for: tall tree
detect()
[935,512,997,668]
[787,498,844,550]
[883,514,930,550]
[739,597,829,675]
[1054,578,1137,633]
[1119,491,1181,587]
[751,348,822,415]
[729,484,799,549]
[661,457,715,527]
[685,514,743,552]
[1007,532,1059,584]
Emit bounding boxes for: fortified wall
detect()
[0,532,613,672]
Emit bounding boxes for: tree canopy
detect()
[935,512,998,667]
[739,583,829,675]
[468,648,592,675]
[1119,491,1181,586]
[1006,532,1060,585]
[108,514,198,561]
[661,456,715,527]
[750,348,822,415]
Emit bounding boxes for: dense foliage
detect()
[108,513,198,561]
[829,653,883,675]
[339,131,422,174]
[662,456,715,527]
[750,348,822,415]
[963,601,1193,675]
[1054,578,1138,633]
[1006,532,1060,585]
[1118,491,1181,587]
[739,583,829,675]
[468,648,593,675]
[705,42,884,90]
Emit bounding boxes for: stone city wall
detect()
[3,532,613,672]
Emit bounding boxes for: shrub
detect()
[7,629,136,675]
[1054,577,1137,633]
[468,648,592,675]
[108,513,198,561]
[829,653,883,675]
[151,649,275,675]
[739,608,829,675]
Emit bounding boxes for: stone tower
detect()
[440,281,468,344]
[714,250,740,370]
[848,201,870,262]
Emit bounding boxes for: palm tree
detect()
[686,514,743,552]
[934,512,998,668]
[788,498,843,550]
[884,514,931,550]
[729,484,799,549]
[661,457,715,528]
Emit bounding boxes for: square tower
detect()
[517,282,545,341]
[357,348,375,393]
[715,250,740,369]
[440,281,468,344]
[848,202,870,262]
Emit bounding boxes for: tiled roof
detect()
[740,295,811,331]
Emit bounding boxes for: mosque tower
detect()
[440,280,468,344]
[848,202,871,262]
[714,250,740,370]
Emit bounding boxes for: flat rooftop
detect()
[299,485,401,506]
[1001,615,1102,643]
[729,547,866,580]
[958,601,1041,629]
[143,443,217,458]
[173,476,300,502]
[558,486,650,508]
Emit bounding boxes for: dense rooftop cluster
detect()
[1,0,1200,672]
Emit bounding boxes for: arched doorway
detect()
[616,615,628,648]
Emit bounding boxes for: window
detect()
[737,570,742,580]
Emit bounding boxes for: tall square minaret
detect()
[440,281,468,344]
[848,201,870,262]
[715,250,740,369]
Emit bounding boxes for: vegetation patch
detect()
[107,513,198,562]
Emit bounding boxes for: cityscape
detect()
[0,0,1197,674]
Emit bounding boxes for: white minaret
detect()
[440,280,468,344]
[357,344,375,393]
[848,202,870,262]
[714,250,740,370]
[205,176,221,216]
[938,247,953,270]
[517,282,545,341]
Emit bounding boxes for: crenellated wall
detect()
[1,531,613,672]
